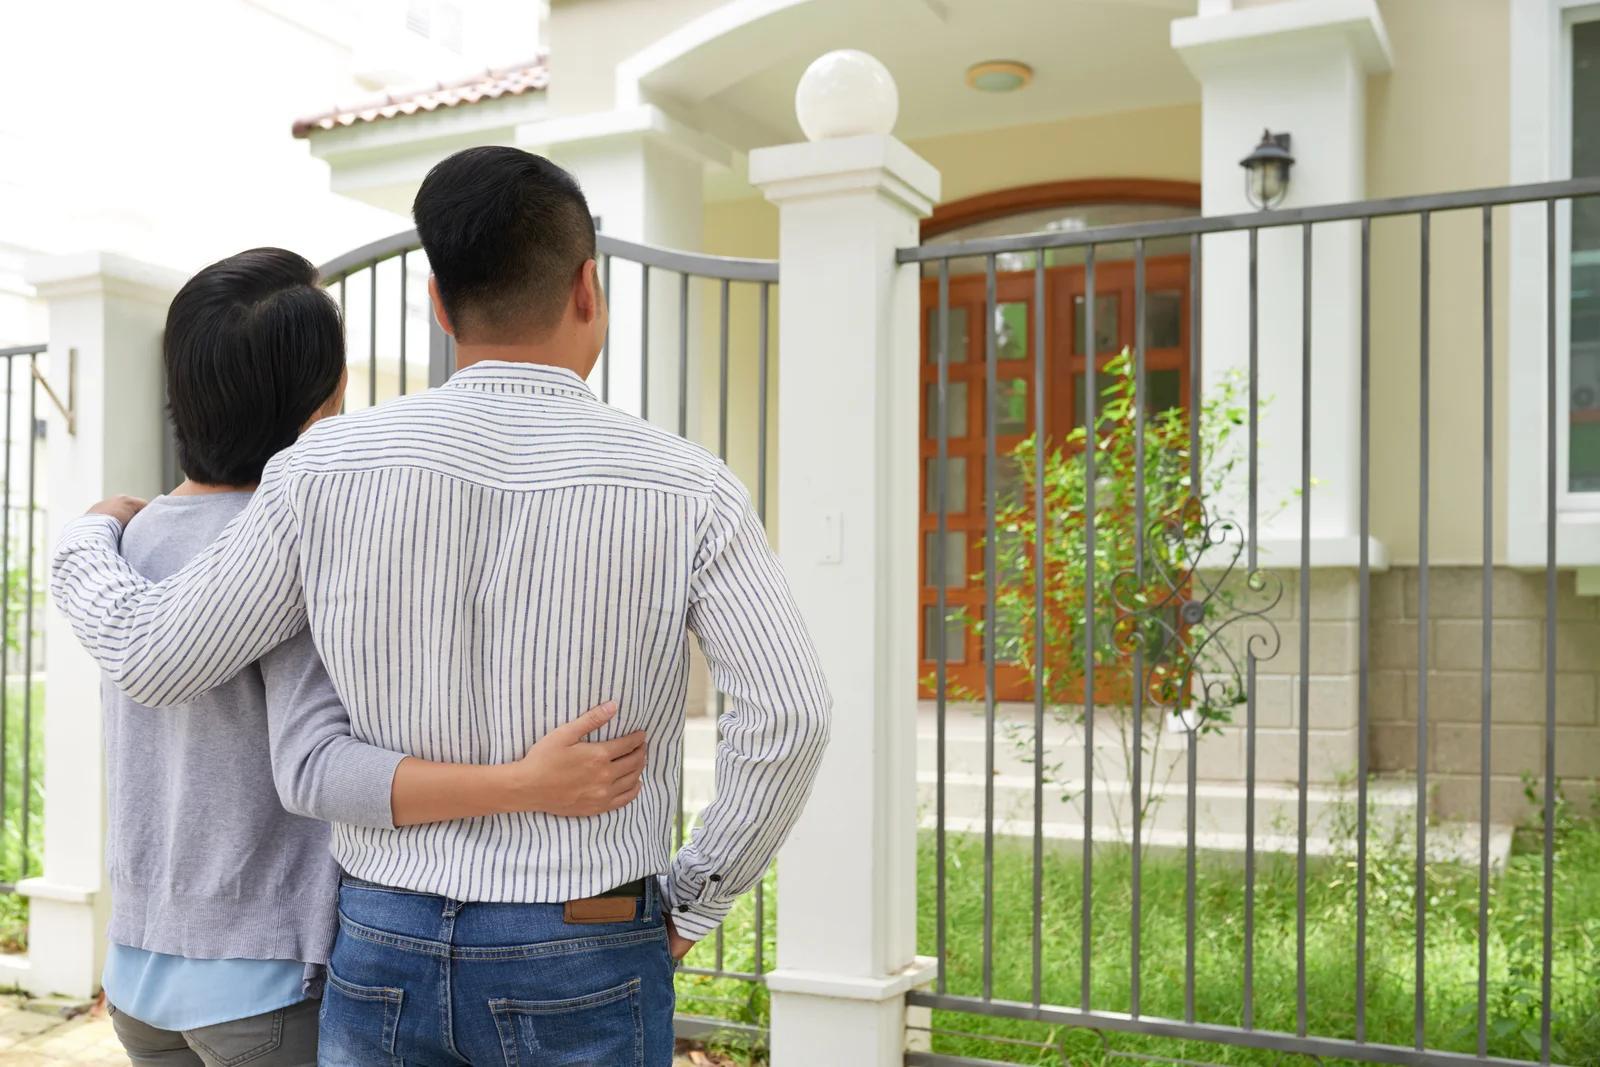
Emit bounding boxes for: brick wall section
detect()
[1201,569,1362,786]
[1369,567,1600,823]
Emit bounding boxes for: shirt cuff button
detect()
[677,904,690,913]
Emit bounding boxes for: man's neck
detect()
[170,479,255,497]
[454,342,590,379]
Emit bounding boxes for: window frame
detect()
[1508,0,1600,565]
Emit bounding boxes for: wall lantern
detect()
[1240,130,1294,210]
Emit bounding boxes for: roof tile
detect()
[291,57,548,138]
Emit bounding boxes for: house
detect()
[5,0,1597,1061]
[291,0,1599,833]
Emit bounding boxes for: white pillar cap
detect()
[795,50,899,142]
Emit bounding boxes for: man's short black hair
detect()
[164,247,345,487]
[412,146,596,342]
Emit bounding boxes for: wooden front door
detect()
[918,255,1192,701]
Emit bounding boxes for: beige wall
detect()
[907,103,1201,206]
[546,0,726,115]
[1366,0,1512,565]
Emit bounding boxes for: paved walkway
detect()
[0,994,728,1065]
[0,996,125,1066]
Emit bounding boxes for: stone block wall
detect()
[1369,566,1600,823]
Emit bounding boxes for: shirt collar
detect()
[442,360,596,399]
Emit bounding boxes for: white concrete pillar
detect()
[749,52,938,1066]
[1173,0,1392,567]
[21,252,178,997]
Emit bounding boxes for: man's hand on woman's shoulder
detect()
[87,496,148,529]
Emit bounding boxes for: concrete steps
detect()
[678,707,1514,867]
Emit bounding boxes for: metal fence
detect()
[316,231,779,1044]
[900,177,1600,1067]
[0,345,51,909]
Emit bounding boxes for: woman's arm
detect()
[260,631,644,828]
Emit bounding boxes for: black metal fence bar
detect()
[399,253,409,397]
[1184,230,1201,1027]
[1478,203,1494,1061]
[1130,237,1147,1020]
[1541,199,1558,1067]
[1296,222,1313,1040]
[1030,250,1046,1010]
[368,265,378,408]
[21,353,36,872]
[677,273,689,438]
[1243,224,1259,1032]
[753,278,771,981]
[909,179,1595,1066]
[1416,209,1432,1053]
[1081,246,1097,1015]
[935,259,951,996]
[904,993,1555,1067]
[897,178,1600,263]
[1357,214,1373,1045]
[981,252,998,1002]
[600,252,612,403]
[322,228,778,284]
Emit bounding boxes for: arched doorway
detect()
[917,180,1201,702]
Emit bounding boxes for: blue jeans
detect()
[318,877,676,1066]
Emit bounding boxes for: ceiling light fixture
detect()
[966,60,1032,93]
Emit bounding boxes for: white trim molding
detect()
[1507,0,1600,566]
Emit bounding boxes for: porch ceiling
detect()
[633,0,1201,148]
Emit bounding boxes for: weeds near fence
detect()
[688,792,1600,1066]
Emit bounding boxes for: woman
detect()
[101,248,641,1065]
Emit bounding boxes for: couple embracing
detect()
[50,146,831,1066]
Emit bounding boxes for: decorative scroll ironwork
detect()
[1109,495,1283,725]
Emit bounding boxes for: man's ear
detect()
[427,275,455,338]
[574,260,600,325]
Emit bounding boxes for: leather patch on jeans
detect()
[564,896,637,924]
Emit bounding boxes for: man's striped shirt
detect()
[51,361,832,939]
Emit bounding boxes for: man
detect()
[53,147,831,1066]
[98,246,647,1066]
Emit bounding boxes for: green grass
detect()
[688,804,1600,1066]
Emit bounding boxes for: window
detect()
[1571,19,1600,492]
[1508,0,1600,564]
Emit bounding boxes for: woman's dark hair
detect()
[163,247,345,486]
[412,146,595,342]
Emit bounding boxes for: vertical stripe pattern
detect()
[52,361,832,941]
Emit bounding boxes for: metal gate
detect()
[901,177,1600,1067]
[0,344,54,948]
[316,229,779,1047]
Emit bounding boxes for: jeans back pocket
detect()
[319,971,404,1066]
[490,977,643,1067]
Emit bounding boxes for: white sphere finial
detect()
[795,50,899,141]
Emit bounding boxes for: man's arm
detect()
[51,453,307,708]
[260,632,647,828]
[663,465,832,943]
